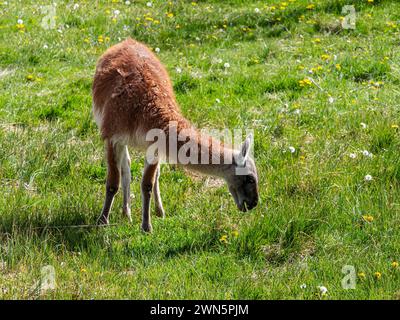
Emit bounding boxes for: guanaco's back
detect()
[92,38,188,146]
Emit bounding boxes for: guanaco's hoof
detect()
[97,216,109,225]
[155,208,165,218]
[141,223,153,233]
[123,207,133,223]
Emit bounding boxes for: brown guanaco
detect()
[92,38,258,232]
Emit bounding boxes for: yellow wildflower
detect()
[219,235,228,243]
[299,78,312,87]
[321,54,331,61]
[16,23,25,31]
[392,261,399,268]
[358,272,366,280]
[374,272,381,280]
[362,215,374,223]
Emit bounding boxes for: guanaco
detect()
[92,38,258,232]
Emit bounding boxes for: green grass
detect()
[1,0,400,299]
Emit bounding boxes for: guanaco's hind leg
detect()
[141,160,159,232]
[98,141,132,224]
[98,140,121,224]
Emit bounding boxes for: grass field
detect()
[0,0,400,299]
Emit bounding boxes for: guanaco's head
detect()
[226,134,259,212]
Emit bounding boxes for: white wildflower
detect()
[349,153,357,159]
[360,122,367,129]
[289,146,296,153]
[175,67,182,74]
[155,47,160,53]
[223,62,230,69]
[146,2,153,7]
[17,19,23,24]
[300,283,307,289]
[362,150,373,158]
[318,286,328,295]
[364,174,373,181]
[255,8,260,13]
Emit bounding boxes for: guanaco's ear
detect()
[236,133,253,166]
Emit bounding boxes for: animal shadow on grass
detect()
[0,207,109,251]
[0,207,222,260]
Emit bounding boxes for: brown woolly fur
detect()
[93,38,190,144]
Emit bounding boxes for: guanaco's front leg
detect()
[153,165,165,218]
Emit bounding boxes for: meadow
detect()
[0,0,399,299]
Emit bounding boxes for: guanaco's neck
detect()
[161,118,235,179]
